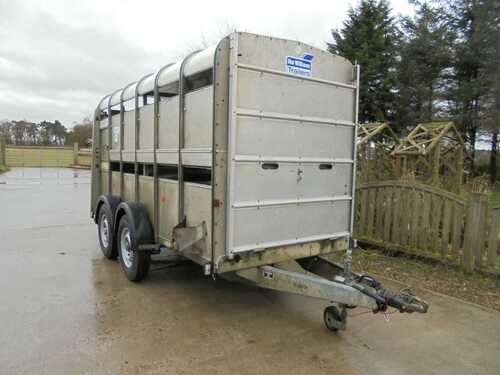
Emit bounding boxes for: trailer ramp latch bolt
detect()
[296,168,303,182]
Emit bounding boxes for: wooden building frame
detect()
[356,122,399,184]
[391,121,466,193]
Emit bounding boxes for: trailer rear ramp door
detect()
[226,33,358,256]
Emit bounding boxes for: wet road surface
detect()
[1,167,499,375]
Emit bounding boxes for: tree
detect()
[328,0,400,125]
[52,120,67,146]
[489,66,500,182]
[66,118,93,148]
[442,0,500,175]
[26,122,40,145]
[394,2,454,130]
[0,119,72,146]
[11,120,32,145]
[0,120,13,144]
[479,2,500,182]
[39,120,67,146]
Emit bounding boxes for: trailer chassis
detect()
[234,253,429,331]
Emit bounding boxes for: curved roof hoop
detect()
[135,73,155,105]
[94,95,110,121]
[120,81,137,106]
[119,81,137,150]
[179,49,202,94]
[106,88,124,136]
[154,63,176,94]
[107,88,123,113]
[134,73,155,145]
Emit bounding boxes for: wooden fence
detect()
[355,181,499,273]
[0,142,90,168]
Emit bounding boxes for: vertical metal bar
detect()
[226,33,239,258]
[349,64,360,235]
[91,96,108,214]
[210,37,227,272]
[134,73,154,202]
[178,50,201,225]
[120,82,136,197]
[344,65,361,279]
[134,84,140,202]
[153,63,174,243]
[107,89,122,195]
[106,95,114,195]
[120,92,125,195]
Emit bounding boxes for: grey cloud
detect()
[0,3,170,126]
[0,0,412,127]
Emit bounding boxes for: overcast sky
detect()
[0,0,414,128]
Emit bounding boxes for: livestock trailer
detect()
[91,32,427,331]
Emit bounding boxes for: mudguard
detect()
[93,195,122,224]
[114,202,155,249]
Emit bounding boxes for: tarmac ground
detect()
[1,167,499,375]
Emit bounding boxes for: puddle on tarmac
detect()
[0,167,91,186]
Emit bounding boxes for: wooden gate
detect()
[3,143,90,168]
[355,181,499,273]
[6,145,74,167]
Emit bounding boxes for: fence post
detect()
[463,193,488,272]
[0,136,5,167]
[431,143,441,186]
[475,195,488,270]
[487,207,499,268]
[73,142,79,165]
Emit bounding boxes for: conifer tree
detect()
[394,2,454,130]
[442,0,500,174]
[328,0,400,125]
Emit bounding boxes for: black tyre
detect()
[97,205,117,259]
[324,305,347,332]
[117,215,151,282]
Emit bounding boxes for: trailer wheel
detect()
[97,205,117,259]
[117,215,150,282]
[324,305,347,332]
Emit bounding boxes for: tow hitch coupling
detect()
[349,274,429,314]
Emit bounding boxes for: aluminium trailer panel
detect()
[218,33,358,267]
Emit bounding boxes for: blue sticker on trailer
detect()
[285,53,314,77]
